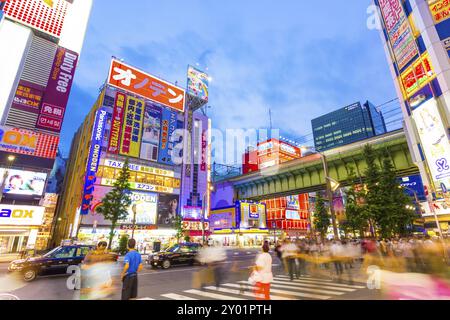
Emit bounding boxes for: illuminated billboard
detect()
[119,192,158,226]
[157,194,180,228]
[400,53,436,99]
[187,66,209,101]
[107,92,126,154]
[412,98,450,191]
[239,202,267,229]
[379,0,419,70]
[140,103,162,162]
[429,0,450,24]
[107,59,185,112]
[119,96,144,158]
[36,47,79,133]
[3,0,70,38]
[102,159,175,178]
[0,205,45,226]
[0,169,47,197]
[11,80,45,115]
[0,125,59,159]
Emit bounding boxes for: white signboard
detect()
[0,205,45,226]
[413,99,450,191]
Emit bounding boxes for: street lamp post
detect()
[319,153,340,240]
[0,155,16,203]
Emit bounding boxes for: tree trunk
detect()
[108,222,116,250]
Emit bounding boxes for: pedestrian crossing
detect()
[141,276,367,300]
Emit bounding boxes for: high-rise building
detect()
[312,101,387,152]
[375,0,450,232]
[0,0,92,260]
[53,59,211,248]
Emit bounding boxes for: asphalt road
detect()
[0,248,381,300]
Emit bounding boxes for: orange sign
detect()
[107,59,185,112]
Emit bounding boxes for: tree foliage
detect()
[174,215,184,243]
[343,166,367,237]
[313,193,330,240]
[95,158,132,249]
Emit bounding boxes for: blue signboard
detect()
[81,108,108,215]
[158,108,178,165]
[398,174,426,202]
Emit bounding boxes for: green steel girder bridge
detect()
[222,129,419,201]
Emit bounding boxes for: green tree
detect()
[118,233,129,255]
[344,166,367,238]
[174,215,184,244]
[314,193,330,240]
[361,145,383,237]
[96,158,132,249]
[378,149,416,237]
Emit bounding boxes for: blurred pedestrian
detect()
[251,242,273,300]
[281,239,299,280]
[121,239,143,300]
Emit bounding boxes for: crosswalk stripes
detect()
[152,275,366,300]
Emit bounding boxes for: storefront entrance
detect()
[0,231,29,256]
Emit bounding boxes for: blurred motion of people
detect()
[121,239,143,300]
[281,239,299,281]
[251,242,273,300]
[80,241,116,300]
[195,244,227,288]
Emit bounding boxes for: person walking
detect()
[281,239,299,280]
[121,239,143,300]
[252,242,273,300]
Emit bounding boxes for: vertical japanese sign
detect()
[119,96,144,158]
[36,46,79,133]
[412,98,450,191]
[108,92,126,154]
[140,103,162,162]
[201,130,207,171]
[80,108,108,215]
[158,108,178,165]
[108,59,185,112]
[379,0,419,70]
[187,65,209,101]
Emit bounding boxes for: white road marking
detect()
[137,297,155,300]
[204,285,294,300]
[238,281,344,296]
[161,293,198,300]
[274,276,365,289]
[184,289,247,300]
[270,280,355,292]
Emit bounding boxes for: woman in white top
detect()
[253,242,273,300]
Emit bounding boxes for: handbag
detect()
[248,270,262,285]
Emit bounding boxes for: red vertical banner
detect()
[108,92,126,154]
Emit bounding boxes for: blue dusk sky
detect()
[61,0,400,160]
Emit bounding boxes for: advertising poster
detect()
[119,192,158,226]
[107,92,126,154]
[379,0,419,70]
[286,195,300,210]
[412,99,450,191]
[140,103,162,162]
[398,175,426,201]
[209,211,234,230]
[119,96,144,158]
[429,0,450,24]
[158,108,178,165]
[400,53,436,99]
[1,169,47,197]
[80,108,108,215]
[182,206,203,219]
[0,125,59,159]
[36,47,79,133]
[103,158,175,178]
[240,202,267,229]
[157,194,180,227]
[201,130,207,171]
[108,59,185,112]
[187,65,209,101]
[286,209,301,220]
[11,80,45,114]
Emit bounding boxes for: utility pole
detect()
[320,153,339,240]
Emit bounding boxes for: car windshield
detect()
[165,245,180,253]
[43,247,61,258]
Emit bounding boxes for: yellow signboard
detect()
[429,0,450,24]
[119,96,144,158]
[399,52,436,99]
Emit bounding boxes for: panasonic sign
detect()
[0,205,45,226]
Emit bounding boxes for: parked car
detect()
[148,243,202,269]
[7,244,102,282]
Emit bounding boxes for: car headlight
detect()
[153,256,159,261]
[9,263,22,270]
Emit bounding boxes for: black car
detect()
[148,243,202,269]
[8,245,95,282]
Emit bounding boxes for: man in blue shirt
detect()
[121,239,143,300]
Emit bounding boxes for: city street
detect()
[0,248,380,300]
